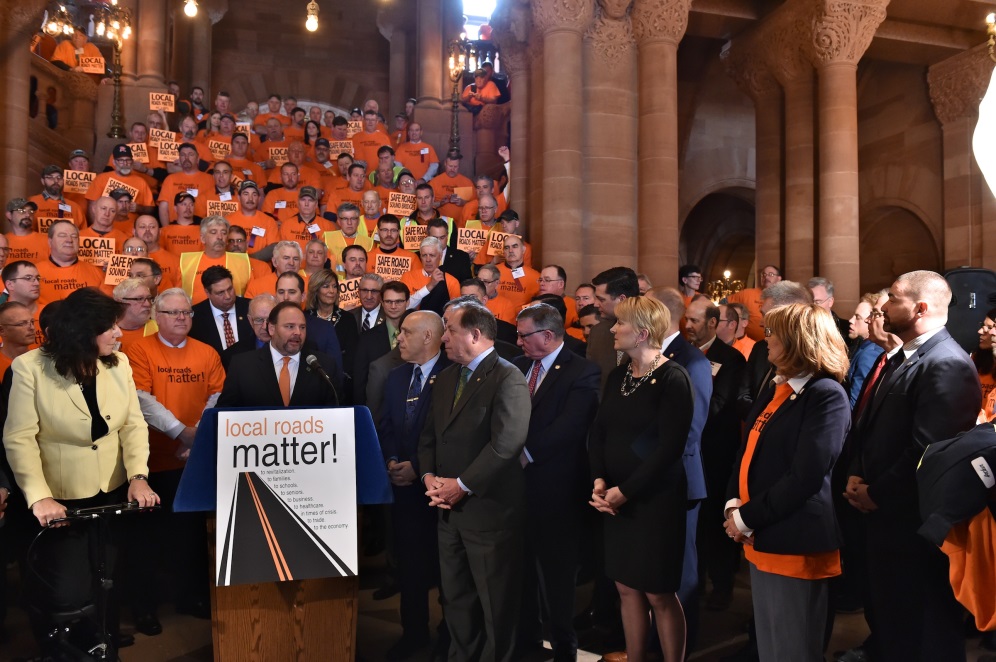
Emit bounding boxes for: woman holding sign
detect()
[4,288,157,653]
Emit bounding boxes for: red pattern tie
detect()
[527,361,541,397]
[222,312,235,349]
[854,351,888,421]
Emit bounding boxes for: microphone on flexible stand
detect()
[305,354,340,405]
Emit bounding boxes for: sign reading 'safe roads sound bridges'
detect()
[215,409,358,587]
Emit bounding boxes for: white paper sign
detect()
[215,408,358,586]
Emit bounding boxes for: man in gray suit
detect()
[418,296,531,662]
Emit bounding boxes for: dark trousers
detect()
[520,511,581,656]
[865,517,965,662]
[124,468,209,615]
[392,482,439,639]
[438,516,523,662]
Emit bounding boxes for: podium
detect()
[175,406,391,661]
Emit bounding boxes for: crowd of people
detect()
[0,78,991,662]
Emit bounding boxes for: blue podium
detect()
[174,406,391,661]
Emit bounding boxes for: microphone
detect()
[305,354,339,405]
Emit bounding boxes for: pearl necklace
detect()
[620,353,661,397]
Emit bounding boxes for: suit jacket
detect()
[701,338,748,491]
[353,323,393,407]
[586,318,617,394]
[440,246,473,284]
[849,328,981,523]
[3,349,150,506]
[189,297,255,368]
[417,350,531,531]
[350,306,385,333]
[663,333,713,501]
[726,375,850,555]
[366,347,405,425]
[564,333,587,358]
[305,315,344,388]
[844,339,885,408]
[379,355,452,475]
[736,339,771,420]
[216,347,340,408]
[514,347,600,518]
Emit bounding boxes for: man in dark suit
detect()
[513,304,599,662]
[271,271,343,389]
[684,295,747,611]
[353,281,409,407]
[189,266,255,368]
[459,277,518,345]
[217,302,339,407]
[844,270,981,661]
[428,218,472,283]
[377,311,450,660]
[588,267,640,392]
[647,287,713,647]
[417,297,530,662]
[349,273,385,333]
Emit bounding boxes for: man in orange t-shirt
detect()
[537,264,581,337]
[1,261,45,347]
[252,119,290,168]
[226,133,266,185]
[401,236,461,314]
[726,265,782,342]
[158,143,216,223]
[266,142,320,189]
[36,220,105,305]
[460,174,507,226]
[261,163,304,224]
[278,187,336,252]
[254,94,291,134]
[86,144,156,215]
[395,123,440,183]
[367,215,422,276]
[225,181,280,253]
[5,199,50,264]
[160,193,203,254]
[476,264,519,324]
[28,165,87,230]
[350,110,392,170]
[134,214,181,288]
[430,153,474,221]
[80,196,130,249]
[327,163,372,212]
[495,234,539,309]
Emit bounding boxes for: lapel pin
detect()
[651,379,656,384]
[554,365,561,370]
[789,394,797,401]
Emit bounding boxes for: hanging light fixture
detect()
[305,1,320,32]
[43,4,74,37]
[973,13,996,196]
[184,0,198,18]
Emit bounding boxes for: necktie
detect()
[222,312,235,349]
[362,312,371,331]
[527,360,542,397]
[390,326,399,349]
[854,351,893,421]
[452,367,472,408]
[405,366,423,431]
[279,356,291,406]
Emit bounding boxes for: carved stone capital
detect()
[768,21,814,86]
[721,42,781,102]
[491,0,531,77]
[928,43,995,126]
[585,1,635,68]
[474,102,511,131]
[60,69,100,101]
[806,0,888,67]
[631,0,691,46]
[531,0,595,36]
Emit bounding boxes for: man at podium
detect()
[217,301,339,407]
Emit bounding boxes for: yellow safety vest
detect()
[179,252,252,297]
[323,232,375,262]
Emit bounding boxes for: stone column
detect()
[583,0,638,278]
[378,7,409,113]
[0,1,48,203]
[532,0,594,282]
[136,0,167,85]
[632,0,691,287]
[417,0,444,105]
[490,1,532,218]
[189,12,213,92]
[119,0,139,80]
[771,37,815,282]
[528,43,546,259]
[805,0,887,311]
[724,46,784,275]
[928,44,994,270]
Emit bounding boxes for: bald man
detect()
[377,311,451,658]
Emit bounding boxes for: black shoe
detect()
[385,633,430,660]
[134,613,163,636]
[833,647,871,662]
[176,598,211,620]
[372,582,399,600]
[114,633,135,648]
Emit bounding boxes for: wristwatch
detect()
[129,474,149,482]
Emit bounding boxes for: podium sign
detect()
[215,408,358,586]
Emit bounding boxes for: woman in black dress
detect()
[589,296,693,662]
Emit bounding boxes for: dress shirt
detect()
[210,302,239,345]
[699,336,718,353]
[409,351,441,393]
[659,331,681,355]
[269,345,301,399]
[361,305,381,330]
[901,325,945,361]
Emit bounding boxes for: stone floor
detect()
[3,554,995,661]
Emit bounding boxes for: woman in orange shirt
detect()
[723,303,850,661]
[973,308,996,422]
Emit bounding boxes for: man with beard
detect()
[5,199,48,263]
[85,145,156,215]
[28,165,86,229]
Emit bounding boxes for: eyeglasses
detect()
[764,327,772,338]
[516,329,547,340]
[812,298,829,306]
[249,316,268,326]
[760,271,779,279]
[868,311,884,319]
[1,320,33,328]
[123,246,147,254]
[11,208,34,215]
[158,309,194,318]
[383,298,408,305]
[537,277,563,284]
[479,278,498,285]
[359,288,381,295]
[121,296,154,304]
[6,274,40,283]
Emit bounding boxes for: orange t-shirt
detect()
[349,130,392,170]
[117,320,158,355]
[158,171,216,221]
[261,187,301,224]
[496,262,540,310]
[727,288,765,342]
[278,215,337,253]
[85,171,155,206]
[485,294,519,324]
[395,142,439,181]
[6,232,51,264]
[36,259,106,306]
[739,382,841,579]
[978,373,996,423]
[80,226,130,252]
[460,192,508,226]
[255,112,291,127]
[732,335,756,361]
[267,164,320,189]
[326,184,370,211]
[126,335,226,472]
[367,246,423,278]
[227,157,266,188]
[226,212,281,252]
[180,253,252,305]
[160,223,203,255]
[252,139,290,164]
[431,173,475,221]
[27,194,86,231]
[148,248,181,289]
[401,270,462,303]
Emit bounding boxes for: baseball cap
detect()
[42,165,63,177]
[112,144,133,159]
[174,191,195,205]
[109,189,133,201]
[68,149,89,160]
[6,198,36,213]
[315,138,330,148]
[298,186,319,200]
[239,180,259,193]
[220,113,236,122]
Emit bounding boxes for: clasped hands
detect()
[424,475,466,509]
[843,475,878,513]
[722,508,754,546]
[589,478,627,515]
